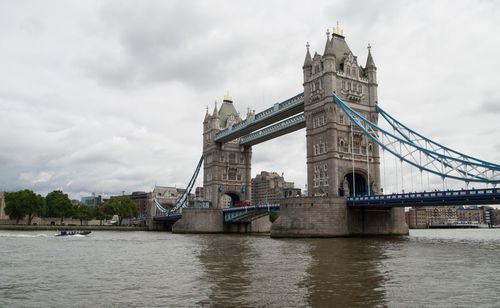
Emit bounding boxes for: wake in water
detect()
[0,233,49,238]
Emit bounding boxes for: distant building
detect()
[129,191,148,217]
[0,192,7,220]
[251,171,301,205]
[407,205,498,228]
[456,206,484,224]
[426,206,458,224]
[152,186,179,208]
[80,194,102,207]
[408,207,428,229]
[195,187,204,200]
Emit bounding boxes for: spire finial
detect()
[326,29,330,39]
[223,91,232,103]
[367,43,372,51]
[306,41,310,51]
[333,21,344,36]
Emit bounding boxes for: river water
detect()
[1,229,499,307]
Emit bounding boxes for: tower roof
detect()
[331,33,352,70]
[218,96,241,127]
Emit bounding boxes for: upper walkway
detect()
[214,93,304,144]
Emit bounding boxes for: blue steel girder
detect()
[333,93,500,184]
[223,205,280,223]
[377,105,500,169]
[214,93,304,144]
[240,113,306,146]
[348,188,500,207]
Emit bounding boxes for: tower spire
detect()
[366,43,376,68]
[212,100,219,117]
[303,42,312,68]
[324,30,334,57]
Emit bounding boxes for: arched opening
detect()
[220,192,241,208]
[345,172,368,196]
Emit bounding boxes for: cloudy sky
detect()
[1,0,499,199]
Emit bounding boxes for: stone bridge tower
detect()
[203,95,252,208]
[303,26,381,198]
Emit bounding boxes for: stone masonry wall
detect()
[348,207,409,235]
[172,208,224,233]
[271,197,409,237]
[271,197,349,237]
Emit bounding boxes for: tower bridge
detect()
[153,27,500,236]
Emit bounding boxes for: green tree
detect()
[269,212,279,223]
[4,190,44,225]
[46,190,73,224]
[102,196,139,225]
[92,206,109,225]
[74,205,94,226]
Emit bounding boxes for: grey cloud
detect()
[479,99,500,114]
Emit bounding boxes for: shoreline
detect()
[0,224,149,231]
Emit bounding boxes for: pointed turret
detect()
[323,29,334,57]
[203,106,210,123]
[365,44,376,69]
[365,44,378,106]
[212,101,219,118]
[303,42,312,68]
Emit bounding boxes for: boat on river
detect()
[55,230,91,237]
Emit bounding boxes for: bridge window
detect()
[347,67,351,77]
[313,64,320,74]
[352,140,360,154]
[339,115,344,125]
[342,80,345,90]
[228,168,237,181]
[313,164,329,187]
[229,153,236,164]
[207,173,212,181]
[239,155,244,164]
[313,115,326,128]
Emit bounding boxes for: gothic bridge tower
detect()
[303,25,381,197]
[203,95,252,208]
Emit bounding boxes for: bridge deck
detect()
[348,188,499,207]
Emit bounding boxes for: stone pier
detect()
[271,197,408,237]
[172,208,272,234]
[172,208,224,233]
